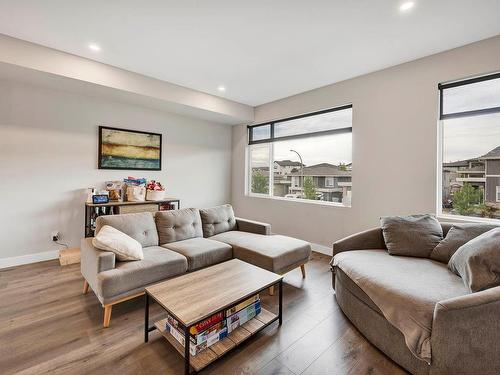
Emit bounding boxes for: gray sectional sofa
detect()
[81,204,311,327]
[330,223,500,375]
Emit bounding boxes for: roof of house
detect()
[443,159,471,167]
[291,163,351,177]
[480,146,500,159]
[274,160,304,167]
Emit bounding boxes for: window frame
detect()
[246,104,353,207]
[437,72,500,223]
[438,71,500,120]
[247,104,353,145]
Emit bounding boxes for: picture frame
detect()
[98,126,162,171]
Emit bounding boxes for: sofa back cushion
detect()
[431,223,499,263]
[155,208,203,244]
[95,212,159,247]
[380,214,443,258]
[449,228,500,292]
[199,204,236,237]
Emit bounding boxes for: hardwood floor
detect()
[0,252,407,375]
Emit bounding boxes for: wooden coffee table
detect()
[144,259,283,374]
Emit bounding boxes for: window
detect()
[439,73,500,220]
[247,105,353,206]
[497,186,500,203]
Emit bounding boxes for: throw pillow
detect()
[380,214,443,257]
[431,224,498,263]
[92,225,144,261]
[449,228,500,292]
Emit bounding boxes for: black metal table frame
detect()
[144,278,283,375]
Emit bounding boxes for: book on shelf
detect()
[226,300,261,334]
[166,311,224,337]
[225,294,260,316]
[166,319,228,356]
[167,315,226,346]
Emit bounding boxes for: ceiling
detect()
[0,1,499,106]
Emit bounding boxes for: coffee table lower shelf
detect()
[154,308,277,373]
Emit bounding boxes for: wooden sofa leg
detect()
[83,280,90,294]
[103,305,112,328]
[300,264,306,279]
[268,286,275,296]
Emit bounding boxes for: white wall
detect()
[0,79,232,264]
[231,36,500,251]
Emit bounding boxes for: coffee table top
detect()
[146,259,282,327]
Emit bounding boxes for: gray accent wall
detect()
[231,36,500,251]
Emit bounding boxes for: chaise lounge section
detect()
[81,204,311,327]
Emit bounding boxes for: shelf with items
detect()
[84,198,180,237]
[153,308,276,373]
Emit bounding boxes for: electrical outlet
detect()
[51,231,60,242]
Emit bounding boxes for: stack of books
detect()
[226,294,261,334]
[165,294,261,356]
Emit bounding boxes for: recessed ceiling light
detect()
[88,43,101,52]
[399,1,415,12]
[217,85,226,92]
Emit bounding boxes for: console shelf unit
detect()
[84,198,180,237]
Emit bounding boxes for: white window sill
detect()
[246,193,351,208]
[437,214,500,225]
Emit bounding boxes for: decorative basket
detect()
[126,185,146,202]
[146,189,165,201]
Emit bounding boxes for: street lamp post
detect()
[290,149,303,195]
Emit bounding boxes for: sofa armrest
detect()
[80,238,116,290]
[332,227,386,258]
[235,217,271,235]
[431,286,500,374]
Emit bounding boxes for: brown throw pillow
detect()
[380,214,443,257]
[449,228,500,292]
[431,224,498,263]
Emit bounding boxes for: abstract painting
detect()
[98,126,162,170]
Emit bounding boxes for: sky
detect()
[443,77,500,162]
[250,133,352,168]
[443,112,500,162]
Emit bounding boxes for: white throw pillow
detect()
[92,225,144,261]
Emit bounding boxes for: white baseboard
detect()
[0,241,331,269]
[311,242,332,256]
[0,250,59,269]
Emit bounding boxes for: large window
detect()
[439,73,500,220]
[247,105,353,206]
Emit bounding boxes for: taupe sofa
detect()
[330,223,500,375]
[81,204,311,327]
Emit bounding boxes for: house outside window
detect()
[439,72,500,220]
[247,105,353,206]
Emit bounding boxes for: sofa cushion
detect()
[380,214,443,258]
[431,223,498,263]
[96,246,187,300]
[92,225,143,261]
[161,238,232,271]
[200,204,236,237]
[155,208,203,244]
[449,228,500,292]
[333,250,468,362]
[95,212,159,248]
[210,231,311,274]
